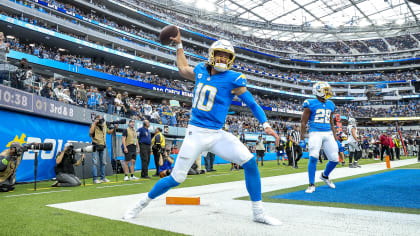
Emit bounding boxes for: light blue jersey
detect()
[190,62,246,129]
[303,98,335,133]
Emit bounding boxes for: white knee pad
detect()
[171,169,187,183]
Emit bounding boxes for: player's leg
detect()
[123,126,205,220]
[320,133,339,189]
[306,132,322,193]
[348,142,356,168]
[354,143,362,167]
[210,130,280,225]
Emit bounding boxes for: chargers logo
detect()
[6,133,27,147]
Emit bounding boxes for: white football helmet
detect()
[348,117,357,126]
[312,81,333,99]
[208,40,235,72]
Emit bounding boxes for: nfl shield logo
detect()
[198,73,202,79]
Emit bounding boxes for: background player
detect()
[336,131,347,166]
[123,28,281,225]
[347,117,362,168]
[300,82,339,193]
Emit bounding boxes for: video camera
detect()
[97,118,126,127]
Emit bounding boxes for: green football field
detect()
[2,156,418,236]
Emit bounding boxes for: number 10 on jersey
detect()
[192,83,217,111]
[314,109,331,123]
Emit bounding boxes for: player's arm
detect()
[232,86,279,146]
[351,128,358,142]
[300,108,310,141]
[169,28,195,81]
[330,112,338,141]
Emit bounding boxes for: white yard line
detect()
[5,190,71,197]
[48,159,420,236]
[96,183,143,189]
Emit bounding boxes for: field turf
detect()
[2,156,417,235]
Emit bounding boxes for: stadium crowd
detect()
[3,31,418,87]
[104,0,420,54]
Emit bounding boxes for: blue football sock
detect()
[148,175,180,199]
[308,156,318,185]
[242,158,261,201]
[323,161,338,177]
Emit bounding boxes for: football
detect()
[159,25,179,45]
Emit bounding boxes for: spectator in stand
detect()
[40,82,54,99]
[150,108,160,124]
[143,100,152,120]
[87,87,97,109]
[77,83,88,105]
[104,86,116,114]
[12,58,29,90]
[115,93,124,116]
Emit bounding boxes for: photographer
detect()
[89,115,117,184]
[158,149,174,178]
[51,144,85,187]
[151,127,165,177]
[122,120,140,181]
[0,143,23,192]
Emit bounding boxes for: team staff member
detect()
[255,136,265,166]
[151,127,165,177]
[137,120,151,179]
[379,131,390,161]
[90,115,117,184]
[290,125,303,168]
[122,120,140,181]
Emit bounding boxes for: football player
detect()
[123,28,281,225]
[347,117,362,168]
[300,82,339,193]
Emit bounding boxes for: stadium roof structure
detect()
[148,0,420,41]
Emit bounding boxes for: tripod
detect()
[34,151,39,191]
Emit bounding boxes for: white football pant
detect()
[171,125,253,183]
[308,131,339,162]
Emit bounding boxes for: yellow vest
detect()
[125,127,137,146]
[0,155,16,183]
[152,132,165,147]
[91,124,107,145]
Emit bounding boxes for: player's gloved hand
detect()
[264,127,279,147]
[299,140,306,149]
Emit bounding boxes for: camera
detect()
[65,143,96,154]
[22,143,53,152]
[106,119,126,127]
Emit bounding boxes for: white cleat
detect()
[305,184,316,193]
[130,176,139,180]
[253,213,282,226]
[123,197,150,220]
[320,173,336,189]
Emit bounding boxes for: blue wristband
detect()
[238,91,267,125]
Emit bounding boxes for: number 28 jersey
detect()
[303,99,335,133]
[190,62,247,130]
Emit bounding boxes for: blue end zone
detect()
[271,170,420,209]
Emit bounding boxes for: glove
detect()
[299,140,306,149]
